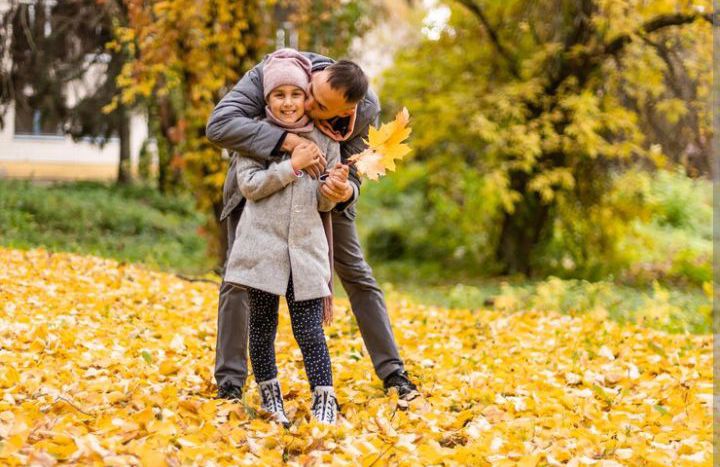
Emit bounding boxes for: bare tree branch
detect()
[455,0,520,78]
[544,10,713,98]
[604,12,714,56]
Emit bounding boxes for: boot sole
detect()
[385,386,421,401]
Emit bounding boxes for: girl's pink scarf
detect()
[264,106,314,133]
[314,105,358,142]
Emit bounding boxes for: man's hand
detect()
[320,163,353,203]
[281,132,307,153]
[282,133,326,178]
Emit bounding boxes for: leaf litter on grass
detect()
[0,248,712,465]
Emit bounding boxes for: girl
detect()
[224,49,347,425]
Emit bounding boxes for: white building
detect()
[0,104,147,181]
[0,0,148,181]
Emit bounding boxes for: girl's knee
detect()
[292,325,325,347]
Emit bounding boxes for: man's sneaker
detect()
[216,382,243,401]
[258,378,291,427]
[383,370,419,401]
[311,386,338,424]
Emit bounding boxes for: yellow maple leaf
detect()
[380,142,411,171]
[349,107,412,180]
[351,150,385,181]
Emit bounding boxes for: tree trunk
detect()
[155,97,179,194]
[157,141,170,192]
[496,171,552,276]
[117,105,132,185]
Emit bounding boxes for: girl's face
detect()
[267,85,307,123]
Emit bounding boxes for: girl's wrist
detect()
[290,160,306,176]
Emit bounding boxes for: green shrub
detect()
[0,180,214,274]
[648,169,712,235]
[619,169,712,287]
[358,165,710,289]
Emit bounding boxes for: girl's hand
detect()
[291,142,327,174]
[322,304,333,326]
[327,162,349,182]
[320,162,352,202]
[320,175,353,202]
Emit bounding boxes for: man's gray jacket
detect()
[206,51,381,223]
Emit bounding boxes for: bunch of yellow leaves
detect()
[348,107,412,180]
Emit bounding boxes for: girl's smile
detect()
[267,85,307,124]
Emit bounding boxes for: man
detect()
[206,50,419,401]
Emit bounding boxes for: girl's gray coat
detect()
[224,127,339,301]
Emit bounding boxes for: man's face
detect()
[305,70,356,121]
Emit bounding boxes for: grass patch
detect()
[333,260,712,335]
[0,180,214,274]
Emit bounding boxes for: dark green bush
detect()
[0,180,214,274]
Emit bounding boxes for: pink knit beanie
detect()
[262,48,312,101]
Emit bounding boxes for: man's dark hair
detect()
[325,60,369,104]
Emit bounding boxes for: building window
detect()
[14,100,64,136]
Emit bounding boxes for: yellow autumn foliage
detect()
[0,248,712,465]
[350,108,412,181]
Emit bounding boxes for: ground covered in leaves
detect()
[0,248,712,465]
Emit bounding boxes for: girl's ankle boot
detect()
[311,386,337,425]
[258,378,290,427]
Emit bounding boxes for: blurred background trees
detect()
[107,0,389,258]
[0,0,389,260]
[374,0,712,281]
[0,0,132,180]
